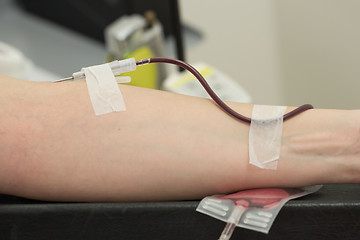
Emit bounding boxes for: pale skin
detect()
[0,74,359,202]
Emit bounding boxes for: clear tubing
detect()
[218,206,246,240]
[219,223,237,240]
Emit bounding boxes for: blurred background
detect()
[1,0,359,109]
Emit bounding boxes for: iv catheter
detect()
[54,59,135,83]
[55,57,314,123]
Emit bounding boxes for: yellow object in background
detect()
[105,14,166,89]
[122,46,158,89]
[171,66,214,89]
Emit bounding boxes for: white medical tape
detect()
[249,105,287,170]
[83,63,126,116]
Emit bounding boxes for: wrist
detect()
[282,109,360,185]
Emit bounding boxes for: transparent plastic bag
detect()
[197,185,322,236]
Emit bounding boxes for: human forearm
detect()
[1,77,253,201]
[0,76,359,201]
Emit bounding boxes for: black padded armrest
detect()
[0,184,359,240]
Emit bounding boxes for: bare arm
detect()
[0,74,359,202]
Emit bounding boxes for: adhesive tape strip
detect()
[249,105,287,170]
[83,63,126,115]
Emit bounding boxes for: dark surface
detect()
[0,184,359,240]
[16,0,176,42]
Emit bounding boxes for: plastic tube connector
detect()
[136,58,151,66]
[71,58,137,81]
[72,71,85,80]
[108,57,136,75]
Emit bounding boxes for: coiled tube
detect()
[136,57,313,123]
